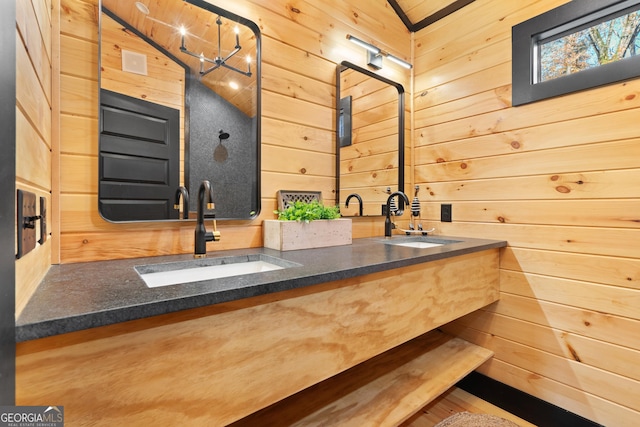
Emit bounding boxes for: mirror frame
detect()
[335,61,405,216]
[98,0,261,222]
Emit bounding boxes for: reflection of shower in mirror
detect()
[214,129,230,163]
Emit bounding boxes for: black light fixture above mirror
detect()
[180,17,252,77]
[346,34,412,70]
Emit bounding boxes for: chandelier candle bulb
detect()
[180,26,186,49]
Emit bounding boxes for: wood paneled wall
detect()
[17,0,639,424]
[15,0,54,315]
[57,0,410,263]
[412,0,640,425]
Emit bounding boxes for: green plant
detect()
[274,200,341,222]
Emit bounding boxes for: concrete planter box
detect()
[263,219,352,251]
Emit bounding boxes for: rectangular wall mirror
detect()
[99,0,261,222]
[336,61,405,217]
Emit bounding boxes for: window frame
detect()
[512,0,640,106]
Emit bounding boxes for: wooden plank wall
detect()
[56,0,410,263]
[15,0,54,315]
[17,0,639,424]
[412,0,640,425]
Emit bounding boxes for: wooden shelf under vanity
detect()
[231,330,493,426]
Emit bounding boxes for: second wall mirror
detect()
[336,61,405,217]
[98,0,261,222]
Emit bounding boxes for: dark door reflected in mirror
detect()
[336,61,405,217]
[99,0,260,222]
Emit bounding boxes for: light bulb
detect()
[135,2,149,15]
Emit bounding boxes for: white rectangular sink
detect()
[393,241,444,249]
[382,236,461,249]
[135,254,301,288]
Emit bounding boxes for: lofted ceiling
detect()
[387,0,475,32]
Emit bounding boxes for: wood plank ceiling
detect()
[387,0,475,31]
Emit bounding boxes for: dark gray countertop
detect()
[16,235,506,342]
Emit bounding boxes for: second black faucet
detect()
[384,191,410,237]
[194,180,221,257]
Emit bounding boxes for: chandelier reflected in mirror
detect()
[179,16,252,77]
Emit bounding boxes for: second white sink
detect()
[382,236,461,249]
[135,254,301,288]
[392,241,444,249]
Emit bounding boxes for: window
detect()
[512,0,640,106]
[539,9,640,83]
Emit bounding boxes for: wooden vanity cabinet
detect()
[16,248,499,426]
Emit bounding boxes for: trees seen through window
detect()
[539,10,640,82]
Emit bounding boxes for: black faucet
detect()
[194,180,220,258]
[173,186,190,219]
[345,193,363,216]
[384,191,410,237]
